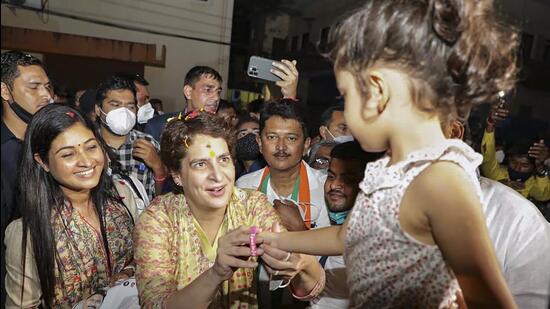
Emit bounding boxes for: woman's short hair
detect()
[160,111,235,172]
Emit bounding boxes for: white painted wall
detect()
[1,0,234,112]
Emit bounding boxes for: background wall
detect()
[1,0,234,112]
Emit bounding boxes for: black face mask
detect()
[9,100,34,124]
[236,133,260,161]
[5,86,35,124]
[507,167,532,182]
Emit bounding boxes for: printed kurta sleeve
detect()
[134,203,177,309]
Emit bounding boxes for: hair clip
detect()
[66,111,76,118]
[183,135,190,149]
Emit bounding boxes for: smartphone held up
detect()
[247,56,283,82]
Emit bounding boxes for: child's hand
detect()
[258,222,282,247]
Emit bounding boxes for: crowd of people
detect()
[1,0,550,308]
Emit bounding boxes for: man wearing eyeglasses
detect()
[143,66,223,142]
[308,140,339,171]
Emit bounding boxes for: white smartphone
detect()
[247,56,282,82]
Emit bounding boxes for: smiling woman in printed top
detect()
[133,111,324,309]
[4,104,136,308]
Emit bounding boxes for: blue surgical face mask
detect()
[328,210,350,225]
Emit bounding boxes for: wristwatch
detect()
[536,167,548,178]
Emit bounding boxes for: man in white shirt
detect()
[479,177,550,309]
[448,120,550,309]
[236,99,330,308]
[236,99,330,228]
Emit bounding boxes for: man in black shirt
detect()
[1,50,52,306]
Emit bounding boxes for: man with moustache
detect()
[237,99,330,228]
[143,66,223,142]
[236,99,330,308]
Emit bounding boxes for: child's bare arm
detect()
[259,223,345,257]
[407,161,516,308]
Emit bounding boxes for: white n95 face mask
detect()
[326,127,354,144]
[101,107,136,136]
[137,102,155,124]
[333,135,354,144]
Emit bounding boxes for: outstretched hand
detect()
[272,59,299,99]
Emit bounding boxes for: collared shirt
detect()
[236,162,330,308]
[236,161,330,229]
[109,129,159,201]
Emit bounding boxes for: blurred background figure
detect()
[234,113,265,179]
[217,99,239,127]
[149,98,164,115]
[481,104,550,203]
[307,140,338,171]
[76,88,98,123]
